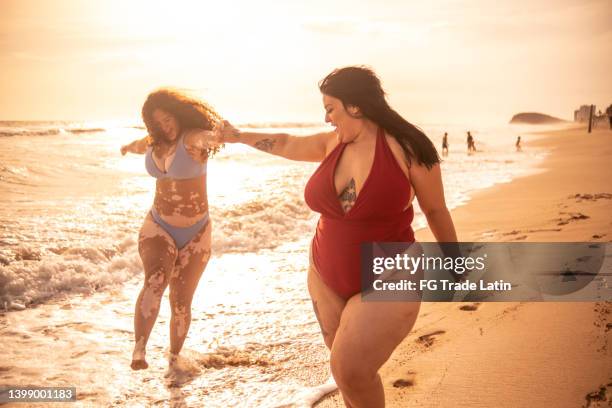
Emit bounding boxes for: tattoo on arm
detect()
[338,178,357,213]
[254,138,276,152]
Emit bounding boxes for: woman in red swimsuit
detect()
[223,66,457,407]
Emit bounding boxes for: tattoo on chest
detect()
[338,178,357,213]
[254,138,276,152]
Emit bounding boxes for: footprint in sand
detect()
[557,212,590,226]
[526,228,562,233]
[416,330,446,348]
[501,230,529,240]
[393,371,417,388]
[584,384,609,408]
[459,303,481,311]
[570,193,612,203]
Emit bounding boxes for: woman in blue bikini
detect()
[120,89,223,370]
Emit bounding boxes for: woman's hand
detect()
[188,129,222,151]
[217,120,241,143]
[120,137,149,155]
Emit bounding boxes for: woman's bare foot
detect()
[164,353,200,386]
[130,359,149,370]
[131,339,148,370]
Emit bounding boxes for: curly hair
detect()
[142,88,224,158]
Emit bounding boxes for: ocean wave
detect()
[66,127,106,134]
[0,126,108,137]
[0,128,62,137]
[0,190,316,309]
[211,191,317,254]
[0,238,142,309]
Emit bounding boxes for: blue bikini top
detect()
[145,132,207,180]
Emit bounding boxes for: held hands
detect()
[214,120,241,143]
[191,120,240,150]
[192,120,239,150]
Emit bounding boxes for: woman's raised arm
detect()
[222,121,334,163]
[120,136,149,155]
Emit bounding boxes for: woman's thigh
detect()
[170,219,212,298]
[307,254,346,349]
[331,295,421,377]
[138,212,178,285]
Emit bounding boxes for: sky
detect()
[0,0,610,125]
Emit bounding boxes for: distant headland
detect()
[509,112,567,124]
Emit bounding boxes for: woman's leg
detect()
[168,219,212,357]
[308,259,359,406]
[307,261,346,350]
[330,297,421,408]
[132,213,178,370]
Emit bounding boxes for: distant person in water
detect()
[442,132,449,157]
[515,136,522,152]
[606,104,612,130]
[467,131,475,154]
[220,66,457,407]
[120,89,224,372]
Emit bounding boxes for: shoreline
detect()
[317,125,612,407]
[417,125,611,243]
[1,126,610,407]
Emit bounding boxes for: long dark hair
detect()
[141,88,223,157]
[319,66,439,169]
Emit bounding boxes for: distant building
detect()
[574,105,593,122]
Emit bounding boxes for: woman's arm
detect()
[120,136,149,155]
[184,129,219,154]
[222,121,334,162]
[409,163,458,242]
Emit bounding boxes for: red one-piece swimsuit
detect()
[304,127,415,299]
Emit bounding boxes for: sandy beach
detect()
[0,125,610,407]
[2,1,610,406]
[317,126,612,407]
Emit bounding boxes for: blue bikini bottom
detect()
[150,207,209,249]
